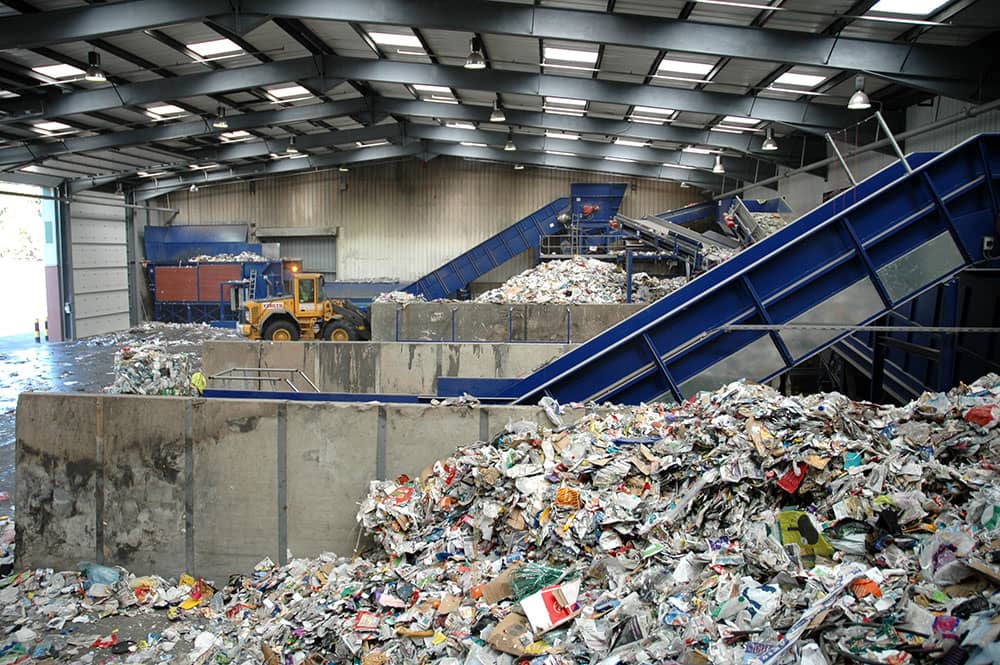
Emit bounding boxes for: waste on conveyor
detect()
[3,375,999,664]
[474,258,687,305]
[750,212,792,238]
[373,290,429,305]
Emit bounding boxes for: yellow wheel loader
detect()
[237,271,370,342]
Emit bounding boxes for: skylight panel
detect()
[543,47,599,64]
[657,58,714,76]
[773,72,826,88]
[33,121,74,134]
[368,32,422,48]
[721,116,761,126]
[267,85,312,101]
[545,131,580,141]
[33,64,84,79]
[868,0,948,15]
[187,39,242,57]
[412,84,452,94]
[545,97,586,107]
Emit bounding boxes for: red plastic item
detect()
[776,462,809,494]
[964,406,995,427]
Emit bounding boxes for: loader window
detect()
[298,278,316,304]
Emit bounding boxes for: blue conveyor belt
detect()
[402,198,570,301]
[438,135,999,404]
[402,184,628,301]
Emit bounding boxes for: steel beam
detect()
[71,123,404,191]
[403,123,771,180]
[75,119,759,193]
[129,142,429,200]
[376,99,824,163]
[0,95,823,170]
[124,136,725,201]
[0,0,988,94]
[0,98,369,167]
[426,142,724,189]
[0,54,859,129]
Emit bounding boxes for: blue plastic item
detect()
[437,134,999,404]
[79,561,120,586]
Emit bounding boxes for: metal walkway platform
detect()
[438,134,999,404]
[617,214,737,269]
[402,183,627,301]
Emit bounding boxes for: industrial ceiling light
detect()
[712,155,725,174]
[490,100,506,123]
[338,166,350,172]
[212,106,228,129]
[848,75,871,110]
[464,37,486,70]
[84,51,106,83]
[761,127,778,152]
[504,134,516,151]
[514,164,525,170]
[286,136,299,154]
[680,181,691,188]
[189,183,198,193]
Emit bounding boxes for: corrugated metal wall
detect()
[153,158,700,281]
[906,97,1000,153]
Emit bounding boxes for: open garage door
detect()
[68,192,131,338]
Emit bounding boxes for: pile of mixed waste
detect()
[373,291,428,305]
[107,345,202,396]
[186,251,268,263]
[2,376,999,664]
[99,323,235,395]
[476,258,688,305]
[83,322,238,349]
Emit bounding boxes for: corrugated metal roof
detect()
[0,0,993,190]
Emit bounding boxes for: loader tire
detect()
[322,321,357,342]
[263,320,299,341]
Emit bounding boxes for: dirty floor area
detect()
[2,325,239,664]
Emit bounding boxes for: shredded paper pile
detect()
[3,376,1000,664]
[476,258,688,305]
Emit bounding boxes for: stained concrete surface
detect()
[0,329,229,662]
[0,327,231,512]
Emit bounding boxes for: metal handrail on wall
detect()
[209,367,320,393]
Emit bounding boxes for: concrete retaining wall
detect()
[202,341,574,394]
[16,393,597,580]
[370,302,646,342]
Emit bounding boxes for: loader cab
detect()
[294,273,323,315]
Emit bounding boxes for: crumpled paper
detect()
[4,375,999,665]
[476,257,687,304]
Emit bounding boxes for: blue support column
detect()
[936,279,959,391]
